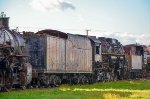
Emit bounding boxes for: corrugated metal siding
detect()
[46,36,66,73]
[131,55,142,69]
[66,34,92,73]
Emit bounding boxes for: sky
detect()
[0,0,150,45]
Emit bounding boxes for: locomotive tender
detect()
[24,30,93,86]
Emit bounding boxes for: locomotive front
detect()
[0,12,32,91]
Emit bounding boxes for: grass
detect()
[0,80,150,99]
[60,80,150,90]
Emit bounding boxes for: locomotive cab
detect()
[89,36,102,63]
[89,36,102,82]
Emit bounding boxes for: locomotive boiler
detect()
[0,12,32,91]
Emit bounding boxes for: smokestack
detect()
[0,12,9,29]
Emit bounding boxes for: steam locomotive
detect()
[0,13,149,91]
[0,13,32,90]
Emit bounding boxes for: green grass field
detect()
[0,80,150,99]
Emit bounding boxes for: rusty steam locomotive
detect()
[0,13,149,91]
[0,13,32,90]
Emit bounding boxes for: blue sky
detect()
[0,0,150,45]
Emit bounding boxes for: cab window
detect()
[96,46,99,54]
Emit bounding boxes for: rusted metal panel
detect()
[131,55,142,69]
[25,34,66,73]
[66,34,92,73]
[25,35,46,69]
[46,35,66,73]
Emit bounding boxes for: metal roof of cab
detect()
[88,36,101,45]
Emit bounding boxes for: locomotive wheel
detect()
[77,75,89,84]
[49,75,61,87]
[39,75,50,87]
[5,83,12,91]
[20,86,26,90]
[82,76,89,84]
[98,74,105,82]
